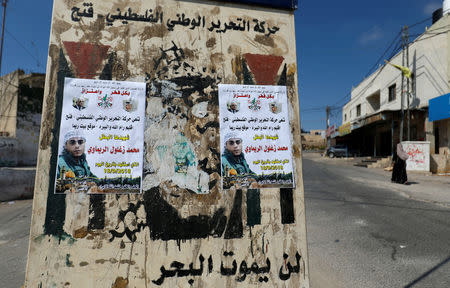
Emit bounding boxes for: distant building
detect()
[301,129,326,150]
[0,69,45,166]
[339,6,450,173]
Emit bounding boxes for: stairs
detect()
[354,156,392,168]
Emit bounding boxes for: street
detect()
[0,199,32,288]
[1,153,450,287]
[304,152,450,288]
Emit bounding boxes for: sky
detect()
[295,0,442,131]
[0,0,443,131]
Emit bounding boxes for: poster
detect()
[219,84,294,189]
[54,78,146,194]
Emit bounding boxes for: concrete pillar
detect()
[425,115,435,154]
[25,1,309,287]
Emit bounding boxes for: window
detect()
[344,114,347,122]
[367,91,380,112]
[388,84,396,102]
[356,104,361,117]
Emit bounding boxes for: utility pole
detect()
[0,0,7,77]
[406,25,410,141]
[326,105,330,148]
[399,27,405,142]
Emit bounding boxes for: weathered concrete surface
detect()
[25,1,308,287]
[0,69,44,167]
[0,167,35,202]
[0,115,41,167]
[0,71,20,138]
[15,114,41,166]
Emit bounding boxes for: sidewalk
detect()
[303,152,450,208]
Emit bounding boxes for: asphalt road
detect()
[0,199,32,288]
[303,153,450,288]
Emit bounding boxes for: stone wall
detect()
[0,70,20,138]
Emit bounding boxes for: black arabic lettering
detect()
[220,251,237,276]
[253,19,265,34]
[279,252,301,281]
[220,260,237,276]
[266,26,280,36]
[71,3,94,22]
[166,13,192,31]
[208,19,221,32]
[106,7,163,26]
[235,258,271,282]
[151,255,205,286]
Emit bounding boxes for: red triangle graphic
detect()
[63,41,110,79]
[243,54,284,85]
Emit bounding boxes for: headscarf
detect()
[63,130,86,145]
[396,143,409,161]
[223,132,241,150]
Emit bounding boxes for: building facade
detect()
[340,8,450,172]
[0,69,44,166]
[301,129,326,150]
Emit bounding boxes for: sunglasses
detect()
[68,139,85,145]
[227,139,242,145]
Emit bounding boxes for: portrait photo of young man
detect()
[57,130,95,179]
[221,132,253,176]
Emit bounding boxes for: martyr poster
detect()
[219,84,294,189]
[54,78,146,194]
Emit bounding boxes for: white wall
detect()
[0,114,41,166]
[343,15,449,124]
[15,113,41,166]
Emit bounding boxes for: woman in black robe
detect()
[391,143,409,184]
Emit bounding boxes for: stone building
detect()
[301,129,326,150]
[0,69,44,166]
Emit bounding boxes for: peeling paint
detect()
[65,254,74,267]
[254,34,275,47]
[74,227,88,238]
[111,277,128,288]
[206,37,216,48]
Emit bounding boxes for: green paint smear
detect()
[35,232,76,245]
[66,254,74,267]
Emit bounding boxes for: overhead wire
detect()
[302,15,435,129]
[331,26,407,113]
[301,26,404,116]
[335,15,434,106]
[328,31,404,111]
[5,29,41,68]
[408,16,432,28]
[365,30,402,78]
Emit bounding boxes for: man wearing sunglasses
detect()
[221,132,253,176]
[57,130,95,179]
